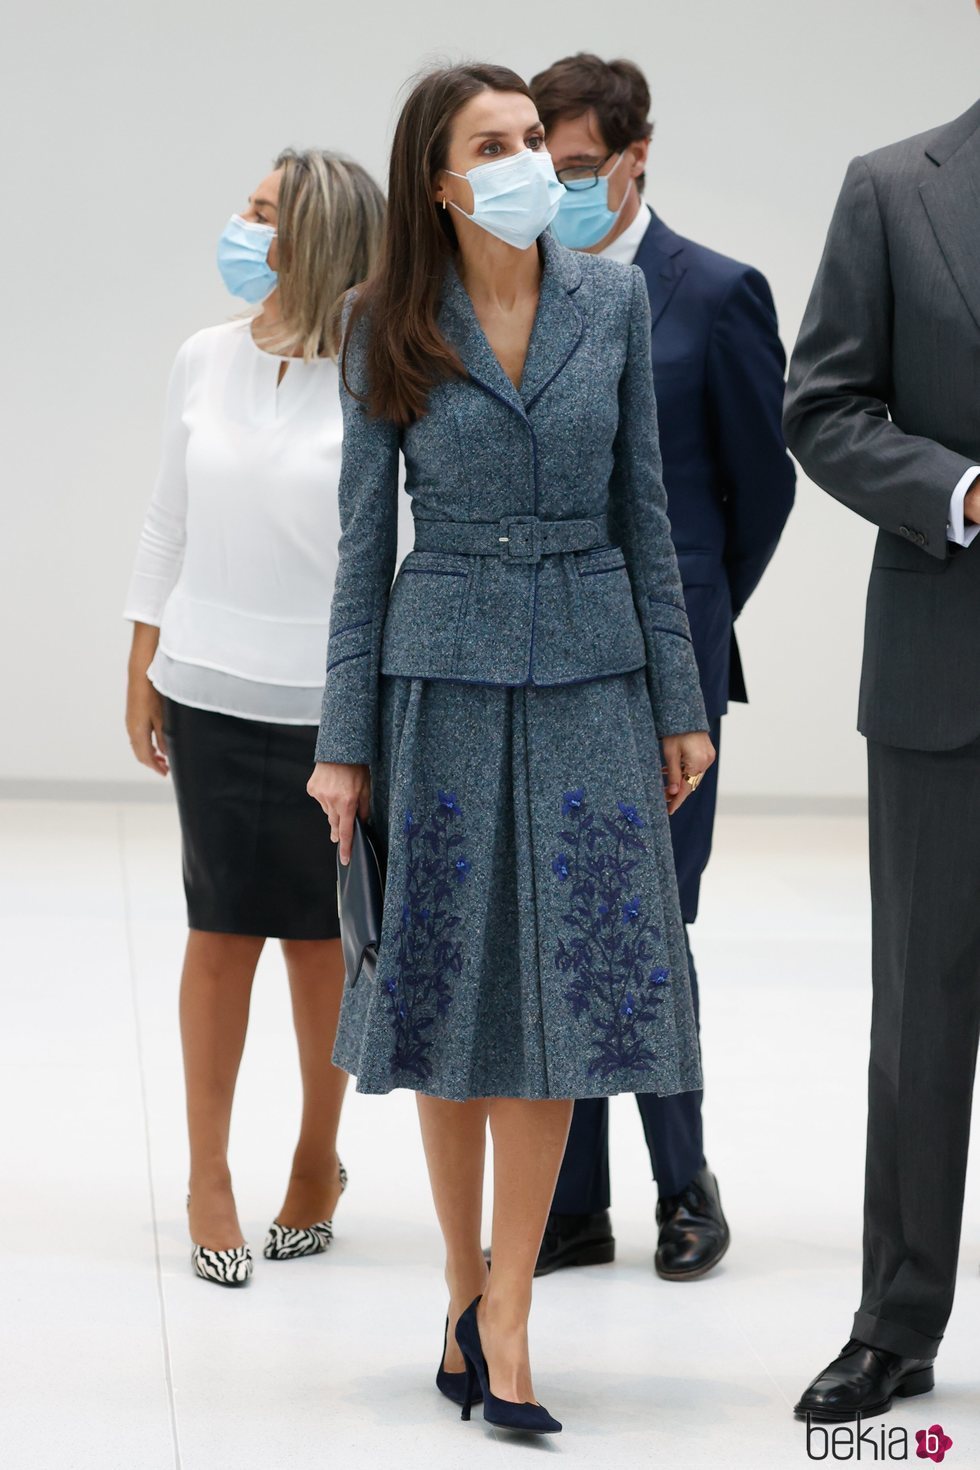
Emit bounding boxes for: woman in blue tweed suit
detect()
[308,62,715,1432]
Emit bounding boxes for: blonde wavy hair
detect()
[259,149,385,362]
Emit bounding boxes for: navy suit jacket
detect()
[634,209,796,719]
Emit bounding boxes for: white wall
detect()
[3,0,977,797]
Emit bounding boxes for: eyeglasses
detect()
[554,150,618,191]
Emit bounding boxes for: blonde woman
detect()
[123,150,385,1285]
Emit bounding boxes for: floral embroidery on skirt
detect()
[331,670,703,1101]
[387,790,470,1083]
[552,787,672,1079]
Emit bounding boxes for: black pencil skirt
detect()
[162,696,342,940]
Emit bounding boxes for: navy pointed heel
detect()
[461,1356,478,1421]
[454,1296,562,1435]
[437,1316,483,1407]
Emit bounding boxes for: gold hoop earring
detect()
[442,197,447,210]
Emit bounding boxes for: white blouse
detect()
[123,317,344,724]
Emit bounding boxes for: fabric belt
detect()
[412,514,611,564]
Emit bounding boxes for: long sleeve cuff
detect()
[947,466,980,548]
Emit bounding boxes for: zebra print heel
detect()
[191,1242,254,1286]
[263,1161,348,1261]
[186,1193,254,1287]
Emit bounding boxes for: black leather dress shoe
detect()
[533,1211,615,1277]
[654,1164,730,1280]
[794,1339,935,1421]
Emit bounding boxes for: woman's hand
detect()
[661,732,716,817]
[307,761,372,866]
[126,623,169,776]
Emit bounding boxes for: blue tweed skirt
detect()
[331,670,703,1102]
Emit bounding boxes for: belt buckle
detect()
[497,514,541,564]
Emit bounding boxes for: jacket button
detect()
[916,532,927,546]
[899,525,911,537]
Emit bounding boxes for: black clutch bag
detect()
[336,814,385,986]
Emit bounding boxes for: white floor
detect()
[3,800,980,1470]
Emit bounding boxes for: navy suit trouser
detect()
[552,717,721,1209]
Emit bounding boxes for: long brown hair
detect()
[341,62,534,426]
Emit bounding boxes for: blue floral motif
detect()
[621,895,641,924]
[386,790,469,1082]
[552,787,671,1079]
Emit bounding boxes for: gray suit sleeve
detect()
[610,266,708,738]
[783,156,973,560]
[314,296,400,766]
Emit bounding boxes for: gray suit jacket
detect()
[314,228,707,767]
[784,99,980,751]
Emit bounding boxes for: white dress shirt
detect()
[123,318,344,723]
[602,197,978,549]
[598,198,653,266]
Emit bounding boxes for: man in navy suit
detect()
[531,54,796,1279]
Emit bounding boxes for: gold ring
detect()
[684,771,704,791]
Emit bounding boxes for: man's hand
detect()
[964,476,980,526]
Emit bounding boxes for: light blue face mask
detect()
[445,148,566,251]
[216,214,278,303]
[551,150,631,250]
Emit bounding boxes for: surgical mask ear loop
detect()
[601,151,632,225]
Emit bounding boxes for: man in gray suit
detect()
[784,72,980,1419]
[787,74,980,1417]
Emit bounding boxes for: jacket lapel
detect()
[632,209,686,331]
[437,229,584,419]
[518,230,584,410]
[920,102,980,335]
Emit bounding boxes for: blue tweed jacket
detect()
[314,228,708,766]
